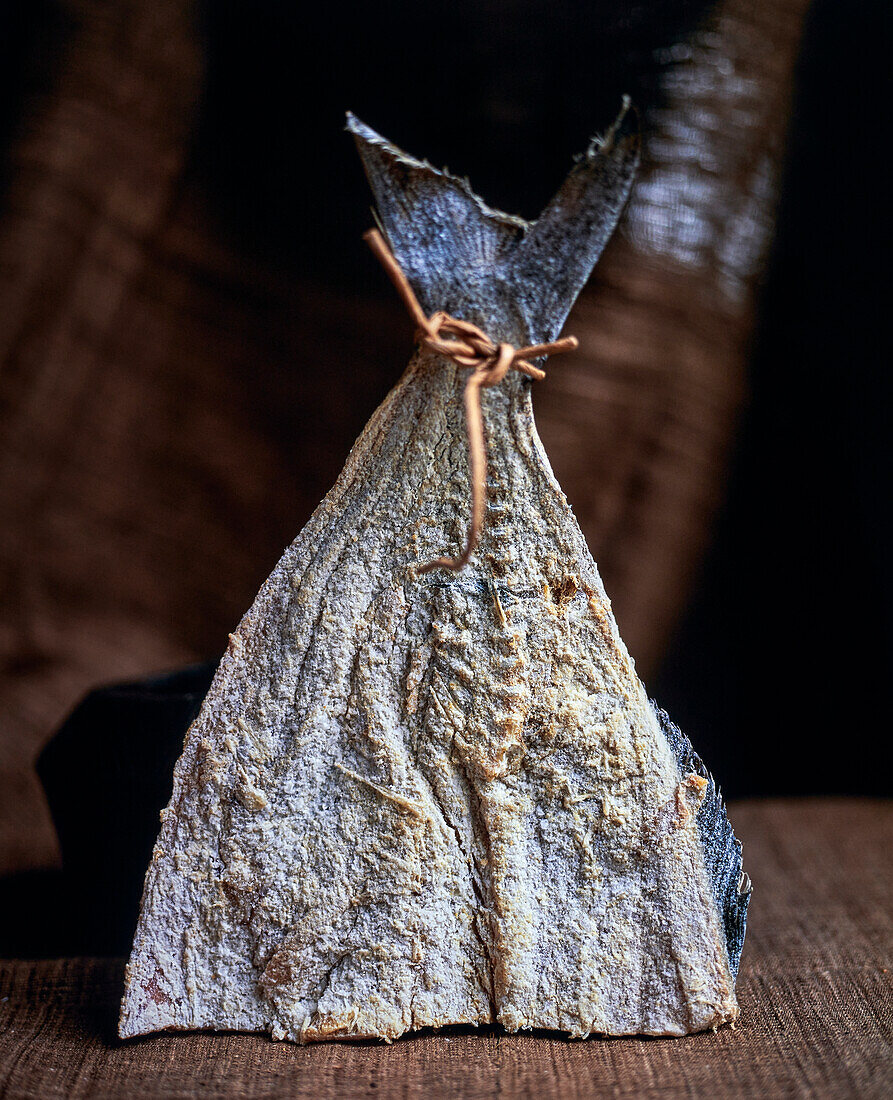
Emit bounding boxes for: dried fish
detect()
[120,103,749,1043]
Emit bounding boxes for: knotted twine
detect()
[364,228,579,573]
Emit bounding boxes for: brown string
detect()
[365,228,578,573]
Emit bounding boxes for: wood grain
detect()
[1,800,891,1098]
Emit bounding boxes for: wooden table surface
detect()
[1,800,891,1099]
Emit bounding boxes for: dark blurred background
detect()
[0,0,891,950]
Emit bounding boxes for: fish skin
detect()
[120,108,747,1043]
[652,702,751,978]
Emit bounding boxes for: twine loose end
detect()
[365,228,578,574]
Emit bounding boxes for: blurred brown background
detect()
[0,0,890,885]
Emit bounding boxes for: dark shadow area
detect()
[0,666,216,957]
[190,0,711,286]
[0,0,73,197]
[69,959,128,1047]
[651,0,893,797]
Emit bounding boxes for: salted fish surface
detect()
[120,107,750,1043]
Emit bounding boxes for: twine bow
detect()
[364,228,578,573]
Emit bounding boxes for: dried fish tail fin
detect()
[509,97,640,343]
[347,112,528,325]
[347,104,638,346]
